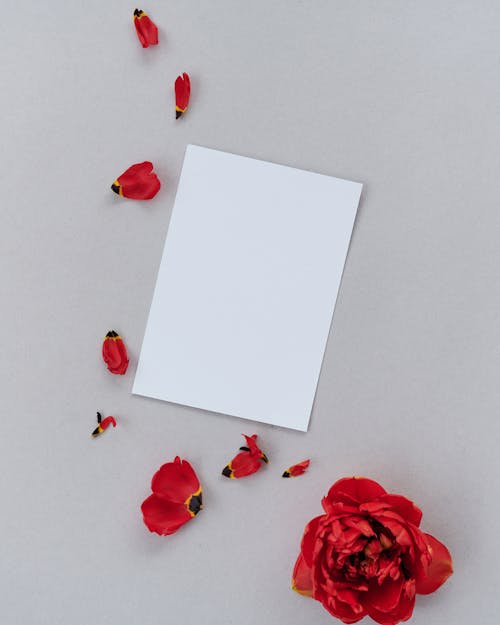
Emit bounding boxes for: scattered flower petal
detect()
[102,330,129,374]
[91,412,117,438]
[282,459,310,478]
[111,162,161,200]
[415,533,453,595]
[141,457,203,536]
[133,9,158,48]
[175,72,191,119]
[222,434,268,479]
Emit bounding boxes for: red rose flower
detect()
[292,477,452,625]
[141,457,203,536]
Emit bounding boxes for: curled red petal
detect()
[141,494,192,535]
[292,553,313,597]
[415,533,453,595]
[102,331,129,374]
[112,161,161,200]
[243,433,268,462]
[151,456,200,503]
[243,434,260,455]
[283,459,310,478]
[323,476,387,511]
[100,416,117,430]
[175,72,191,118]
[133,9,158,48]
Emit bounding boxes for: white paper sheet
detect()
[133,145,362,431]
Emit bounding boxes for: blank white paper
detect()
[133,145,362,431]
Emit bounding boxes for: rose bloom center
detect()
[321,516,409,588]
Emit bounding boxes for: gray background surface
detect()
[1,1,498,624]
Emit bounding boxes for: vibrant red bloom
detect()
[133,9,158,48]
[102,330,129,374]
[282,459,310,478]
[292,477,453,625]
[175,72,191,119]
[91,412,117,438]
[222,434,269,478]
[111,162,161,200]
[141,456,203,536]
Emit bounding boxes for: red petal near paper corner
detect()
[111,161,161,200]
[292,552,314,597]
[284,459,310,477]
[322,476,387,511]
[151,456,200,503]
[175,73,191,117]
[415,533,453,595]
[102,331,129,374]
[133,9,158,48]
[141,494,192,535]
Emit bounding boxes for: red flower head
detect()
[133,9,158,48]
[222,434,269,479]
[102,330,129,375]
[141,457,203,536]
[282,459,310,478]
[175,72,191,119]
[111,161,161,200]
[292,477,453,625]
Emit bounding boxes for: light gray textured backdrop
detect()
[1,2,499,624]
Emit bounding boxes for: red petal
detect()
[363,580,415,625]
[371,511,413,550]
[286,459,310,477]
[377,494,422,527]
[141,494,192,535]
[243,434,260,456]
[133,10,158,48]
[100,416,116,430]
[323,477,386,510]
[415,533,453,594]
[292,553,313,597]
[151,457,200,503]
[115,161,161,200]
[102,332,129,374]
[175,73,191,113]
[365,599,415,625]
[365,577,404,613]
[300,515,324,566]
[319,588,366,624]
[229,450,262,478]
